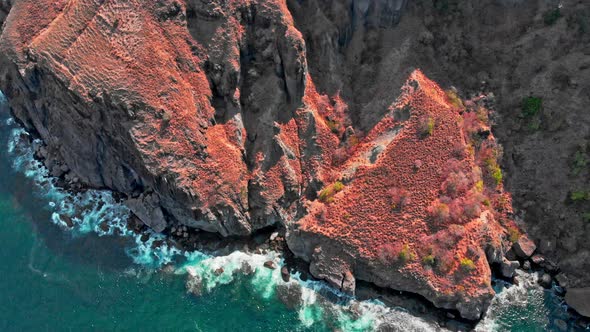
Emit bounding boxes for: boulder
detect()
[99,221,110,232]
[270,232,279,241]
[61,215,74,228]
[539,273,552,289]
[540,258,560,274]
[140,233,150,242]
[281,266,290,282]
[530,254,545,265]
[522,261,531,271]
[500,258,519,278]
[513,236,536,259]
[504,248,518,261]
[555,273,570,288]
[263,261,277,270]
[565,288,590,318]
[125,193,167,233]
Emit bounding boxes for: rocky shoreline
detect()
[3,115,590,330]
[2,0,590,324]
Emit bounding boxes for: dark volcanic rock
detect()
[565,288,590,318]
[263,261,277,270]
[276,283,303,309]
[500,258,519,279]
[281,266,290,282]
[539,273,553,289]
[531,254,546,266]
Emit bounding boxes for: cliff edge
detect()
[0,0,552,320]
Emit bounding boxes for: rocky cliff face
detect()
[0,0,586,320]
[289,0,590,307]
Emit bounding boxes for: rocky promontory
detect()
[1,0,588,320]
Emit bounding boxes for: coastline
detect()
[1,106,588,331]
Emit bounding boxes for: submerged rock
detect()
[276,283,303,309]
[239,261,254,276]
[186,275,204,296]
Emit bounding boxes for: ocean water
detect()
[0,93,582,331]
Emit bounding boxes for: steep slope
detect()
[0,0,317,236]
[0,0,528,319]
[286,0,590,293]
[288,71,514,320]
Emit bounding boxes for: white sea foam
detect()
[4,116,560,332]
[179,250,445,331]
[475,270,550,331]
[2,121,451,331]
[5,126,183,267]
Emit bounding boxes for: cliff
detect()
[0,0,584,320]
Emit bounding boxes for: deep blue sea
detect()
[0,91,582,331]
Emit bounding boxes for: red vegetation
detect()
[428,201,451,223]
[297,70,516,300]
[441,170,470,198]
[388,187,411,211]
[378,243,404,265]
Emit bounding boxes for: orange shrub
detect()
[428,201,450,223]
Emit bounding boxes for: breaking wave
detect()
[5,121,181,267]
[3,114,447,331]
[177,250,442,331]
[1,109,574,331]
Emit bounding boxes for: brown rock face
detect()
[0,0,563,320]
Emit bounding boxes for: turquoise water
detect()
[0,93,582,331]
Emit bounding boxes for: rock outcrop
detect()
[0,0,313,237]
[565,288,590,318]
[287,0,590,294]
[0,0,577,320]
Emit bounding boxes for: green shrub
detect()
[485,158,503,186]
[422,254,436,266]
[491,166,503,185]
[544,8,561,26]
[446,89,464,109]
[398,244,415,263]
[418,116,435,138]
[571,191,590,202]
[572,149,588,175]
[507,227,520,243]
[521,97,542,118]
[318,181,345,203]
[460,258,476,272]
[527,117,541,132]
